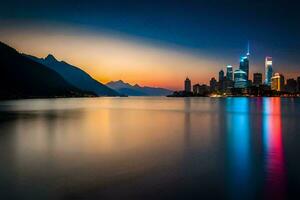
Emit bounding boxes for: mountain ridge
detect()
[25,54,120,96]
[106,80,173,96]
[0,41,95,99]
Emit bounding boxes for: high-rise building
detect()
[271,73,285,92]
[193,84,209,96]
[234,69,248,88]
[265,57,273,86]
[239,56,249,81]
[253,73,262,86]
[193,84,200,95]
[219,70,224,82]
[209,77,217,92]
[226,65,233,81]
[184,77,191,93]
[286,78,297,93]
[218,70,225,91]
[225,78,234,90]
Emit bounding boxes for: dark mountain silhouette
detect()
[0,41,96,99]
[26,54,119,96]
[106,80,173,96]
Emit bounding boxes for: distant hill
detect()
[106,80,173,96]
[26,54,119,96]
[0,41,95,99]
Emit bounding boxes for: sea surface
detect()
[0,97,300,200]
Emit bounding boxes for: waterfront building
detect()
[265,57,273,86]
[193,84,200,94]
[225,79,234,90]
[253,73,263,86]
[225,65,234,91]
[209,77,218,92]
[185,77,191,93]
[193,84,209,96]
[218,70,225,91]
[226,65,233,81]
[286,78,297,93]
[271,73,285,91]
[219,70,224,82]
[234,69,248,88]
[239,56,249,81]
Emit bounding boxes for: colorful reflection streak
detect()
[226,98,251,199]
[263,98,286,200]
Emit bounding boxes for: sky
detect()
[0,0,300,90]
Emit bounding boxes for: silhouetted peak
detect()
[106,80,134,88]
[115,80,125,84]
[107,80,123,85]
[0,41,18,53]
[133,84,140,88]
[45,54,57,62]
[116,80,133,87]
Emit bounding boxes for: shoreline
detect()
[1,95,299,101]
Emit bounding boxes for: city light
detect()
[169,43,300,97]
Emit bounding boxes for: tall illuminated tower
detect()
[226,65,233,81]
[239,42,250,81]
[265,57,273,86]
[271,73,284,91]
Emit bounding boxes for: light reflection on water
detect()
[0,97,299,199]
[226,98,252,200]
[263,98,286,200]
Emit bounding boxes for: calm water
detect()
[0,97,300,200]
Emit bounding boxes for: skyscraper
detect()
[234,69,248,88]
[253,73,262,86]
[193,84,200,95]
[239,56,249,81]
[193,84,209,96]
[184,77,191,93]
[218,70,225,91]
[271,73,285,92]
[226,65,233,81]
[239,43,250,81]
[209,77,217,92]
[219,70,224,82]
[265,57,273,86]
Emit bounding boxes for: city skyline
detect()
[174,44,300,97]
[197,46,298,90]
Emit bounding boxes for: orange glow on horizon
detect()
[0,24,221,90]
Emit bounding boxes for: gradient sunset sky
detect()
[0,0,299,90]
